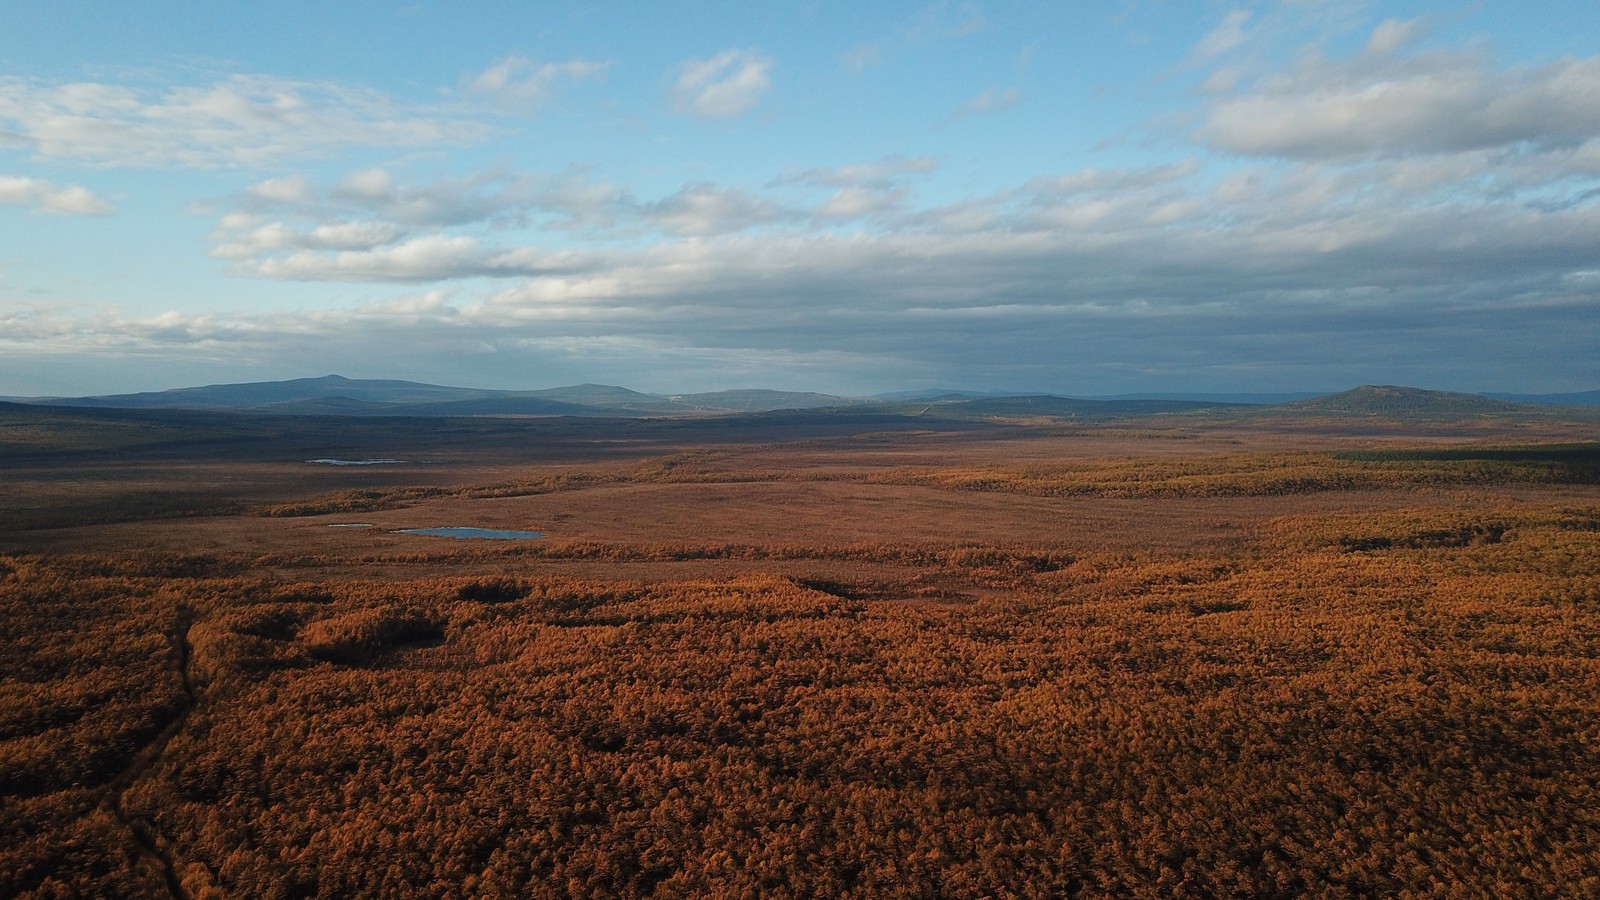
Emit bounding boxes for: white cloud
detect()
[14,10,1600,397]
[640,182,788,235]
[318,167,546,227]
[466,55,612,109]
[842,43,883,74]
[252,235,494,282]
[776,159,932,221]
[348,289,460,319]
[16,155,1600,393]
[0,74,490,168]
[335,167,394,200]
[247,174,314,203]
[1205,52,1600,159]
[817,185,908,218]
[1365,17,1427,56]
[206,152,1600,314]
[671,50,773,119]
[778,155,939,189]
[198,122,1600,320]
[147,14,1600,393]
[1199,64,1248,95]
[956,87,1021,117]
[1194,9,1252,60]
[217,211,262,230]
[309,220,404,249]
[0,175,113,215]
[208,219,403,260]
[216,164,801,268]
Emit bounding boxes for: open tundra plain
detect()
[5,396,1600,897]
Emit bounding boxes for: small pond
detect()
[307,458,406,466]
[397,527,545,540]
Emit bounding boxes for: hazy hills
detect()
[27,375,858,418]
[12,375,1600,422]
[1279,385,1531,418]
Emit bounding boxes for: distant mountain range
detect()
[11,375,1600,420]
[1277,385,1534,419]
[23,375,864,418]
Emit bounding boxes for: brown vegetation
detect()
[3,415,1600,896]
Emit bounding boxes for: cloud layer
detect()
[85,120,1600,392]
[672,50,773,119]
[3,5,1599,396]
[1206,51,1600,160]
[466,56,613,110]
[0,175,112,214]
[0,74,488,167]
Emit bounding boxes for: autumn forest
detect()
[4,398,1600,897]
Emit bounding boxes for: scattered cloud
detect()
[0,175,113,215]
[1193,9,1252,60]
[20,162,1600,391]
[956,87,1021,117]
[245,167,622,231]
[194,148,1600,338]
[671,50,773,119]
[639,182,789,235]
[1204,51,1600,159]
[211,154,949,277]
[209,165,811,278]
[777,155,939,189]
[317,167,548,226]
[248,174,314,203]
[207,219,404,261]
[11,7,1600,396]
[252,235,497,282]
[465,55,612,110]
[0,73,490,168]
[842,43,883,74]
[334,167,394,201]
[817,185,909,218]
[1365,17,1428,56]
[781,157,937,222]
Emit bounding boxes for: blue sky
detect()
[2,1,1599,397]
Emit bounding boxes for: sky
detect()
[2,1,1599,398]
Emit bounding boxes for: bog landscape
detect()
[4,377,1600,897]
[9,1,1600,895]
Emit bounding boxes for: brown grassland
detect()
[3,405,1600,897]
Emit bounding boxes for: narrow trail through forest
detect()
[97,609,199,899]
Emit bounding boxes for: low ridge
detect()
[14,377,1600,422]
[1283,385,1527,418]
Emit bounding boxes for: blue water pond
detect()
[397,527,544,540]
